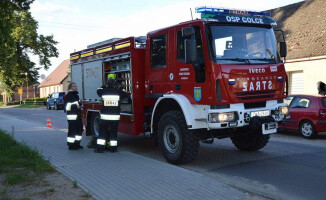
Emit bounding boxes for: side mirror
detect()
[182,27,195,37]
[185,39,197,64]
[182,27,197,64]
[280,42,287,58]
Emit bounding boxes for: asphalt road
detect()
[1,107,326,200]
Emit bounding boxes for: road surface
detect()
[1,107,325,200]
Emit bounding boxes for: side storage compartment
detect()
[71,63,84,99]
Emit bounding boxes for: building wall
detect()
[285,56,326,95]
[13,85,39,101]
[62,75,71,92]
[39,84,63,98]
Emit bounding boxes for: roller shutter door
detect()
[290,71,304,94]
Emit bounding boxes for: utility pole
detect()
[21,72,29,99]
[25,72,28,99]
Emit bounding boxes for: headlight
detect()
[209,112,235,123]
[279,106,289,115]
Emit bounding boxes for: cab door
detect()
[287,96,312,129]
[147,31,171,94]
[174,26,206,101]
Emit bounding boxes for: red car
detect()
[279,94,326,138]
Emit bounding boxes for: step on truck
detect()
[70,7,290,164]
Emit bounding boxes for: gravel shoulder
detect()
[0,172,95,200]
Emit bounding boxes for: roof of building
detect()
[38,59,70,88]
[270,0,326,60]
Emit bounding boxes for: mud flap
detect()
[249,116,277,135]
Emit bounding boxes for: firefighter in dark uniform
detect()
[65,82,83,150]
[95,73,126,153]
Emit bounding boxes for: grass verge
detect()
[15,104,45,109]
[0,128,55,186]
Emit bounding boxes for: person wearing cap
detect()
[95,73,126,153]
[87,73,114,149]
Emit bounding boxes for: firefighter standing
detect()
[65,82,83,150]
[95,74,126,153]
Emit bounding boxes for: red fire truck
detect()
[70,7,289,164]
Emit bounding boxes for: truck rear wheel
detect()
[231,134,270,151]
[158,110,199,165]
[90,113,100,138]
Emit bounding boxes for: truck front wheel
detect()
[158,110,199,165]
[231,134,270,151]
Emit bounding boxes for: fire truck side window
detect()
[177,31,185,61]
[150,35,166,68]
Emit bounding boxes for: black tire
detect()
[300,120,317,139]
[231,134,270,151]
[158,110,199,165]
[90,113,100,138]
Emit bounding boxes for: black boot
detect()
[94,149,104,153]
[68,146,79,150]
[109,146,117,153]
[75,141,83,149]
[87,137,96,149]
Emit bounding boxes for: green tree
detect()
[0,0,58,95]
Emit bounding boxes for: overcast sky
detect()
[30,0,304,81]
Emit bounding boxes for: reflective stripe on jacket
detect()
[65,91,81,118]
[97,86,126,116]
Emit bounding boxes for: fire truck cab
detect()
[70,7,289,164]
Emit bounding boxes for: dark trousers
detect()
[97,119,119,150]
[67,113,83,147]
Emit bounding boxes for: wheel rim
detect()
[163,124,180,153]
[93,115,100,138]
[301,123,313,136]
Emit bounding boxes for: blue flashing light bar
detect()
[196,7,270,17]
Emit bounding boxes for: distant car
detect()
[46,92,65,110]
[279,94,326,138]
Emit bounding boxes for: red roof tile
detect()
[38,59,70,88]
[270,0,326,59]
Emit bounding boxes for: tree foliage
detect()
[0,0,58,94]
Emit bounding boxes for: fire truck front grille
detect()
[236,90,275,101]
[244,101,266,109]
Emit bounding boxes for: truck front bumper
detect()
[206,100,288,131]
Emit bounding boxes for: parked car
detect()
[279,94,326,138]
[46,92,65,110]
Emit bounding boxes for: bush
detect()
[6,101,20,105]
[25,97,46,102]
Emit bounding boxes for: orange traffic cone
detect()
[46,117,53,128]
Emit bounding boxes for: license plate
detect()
[262,122,278,135]
[104,100,118,106]
[250,110,270,117]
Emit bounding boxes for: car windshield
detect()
[209,25,281,64]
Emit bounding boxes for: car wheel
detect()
[300,120,317,139]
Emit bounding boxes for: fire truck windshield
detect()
[209,25,280,64]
